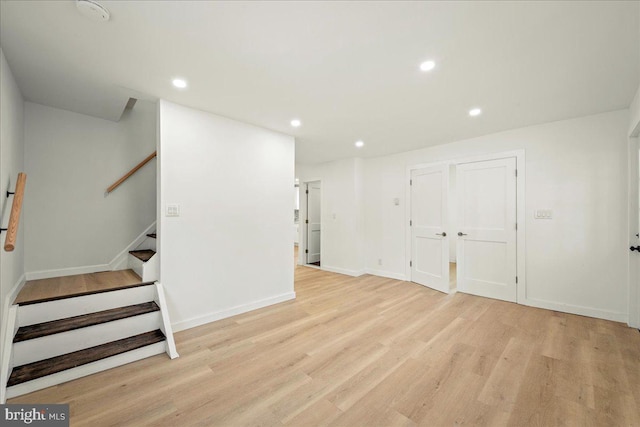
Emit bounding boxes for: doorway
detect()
[305,181,321,267]
[408,153,522,303]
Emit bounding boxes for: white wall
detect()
[24,100,157,275]
[364,110,630,322]
[0,49,25,357]
[296,157,366,276]
[158,100,295,331]
[0,49,25,299]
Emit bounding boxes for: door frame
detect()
[298,178,323,268]
[405,150,526,303]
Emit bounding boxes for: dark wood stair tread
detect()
[17,281,156,306]
[14,302,160,343]
[8,330,165,387]
[147,233,156,238]
[129,250,156,262]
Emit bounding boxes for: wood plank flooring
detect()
[9,263,640,425]
[14,269,142,305]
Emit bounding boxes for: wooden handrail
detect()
[106,151,157,194]
[4,173,27,252]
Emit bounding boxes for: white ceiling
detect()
[1,1,638,164]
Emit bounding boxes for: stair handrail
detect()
[3,173,27,252]
[106,151,157,194]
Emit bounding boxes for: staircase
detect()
[128,233,158,282]
[1,274,178,401]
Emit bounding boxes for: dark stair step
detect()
[14,302,160,343]
[17,281,156,306]
[147,233,156,239]
[8,330,165,387]
[129,250,156,262]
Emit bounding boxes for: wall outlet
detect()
[166,204,180,217]
[535,209,552,219]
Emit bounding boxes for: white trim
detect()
[172,291,296,332]
[298,177,322,267]
[628,137,640,328]
[26,264,110,281]
[0,305,18,403]
[365,269,407,281]
[405,150,526,303]
[321,265,366,277]
[109,222,157,271]
[154,282,179,359]
[522,297,627,323]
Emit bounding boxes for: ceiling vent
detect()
[76,0,110,22]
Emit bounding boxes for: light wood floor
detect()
[9,263,640,425]
[14,270,142,304]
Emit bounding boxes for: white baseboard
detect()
[109,222,157,271]
[172,291,296,332]
[321,265,366,277]
[26,264,110,281]
[522,297,627,323]
[365,268,407,281]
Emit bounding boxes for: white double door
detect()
[410,157,517,302]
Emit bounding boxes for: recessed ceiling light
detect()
[290,119,301,127]
[468,108,482,117]
[172,78,188,89]
[420,60,436,72]
[355,140,364,148]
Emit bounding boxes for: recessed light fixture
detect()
[420,60,436,72]
[468,108,482,117]
[172,78,188,89]
[290,119,301,127]
[355,140,364,148]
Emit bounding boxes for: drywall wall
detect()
[158,100,295,331]
[0,49,25,304]
[364,110,630,321]
[631,86,640,136]
[296,158,365,276]
[24,100,157,275]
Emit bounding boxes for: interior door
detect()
[410,165,450,293]
[456,158,517,302]
[306,181,321,264]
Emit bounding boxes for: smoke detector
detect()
[76,0,110,22]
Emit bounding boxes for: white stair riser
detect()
[6,342,166,399]
[13,311,162,366]
[142,255,159,282]
[17,285,156,326]
[128,255,144,279]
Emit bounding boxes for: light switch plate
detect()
[535,209,552,219]
[166,204,180,217]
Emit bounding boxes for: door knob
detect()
[458,232,468,236]
[436,232,447,237]
[630,246,640,252]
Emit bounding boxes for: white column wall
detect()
[158,100,295,331]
